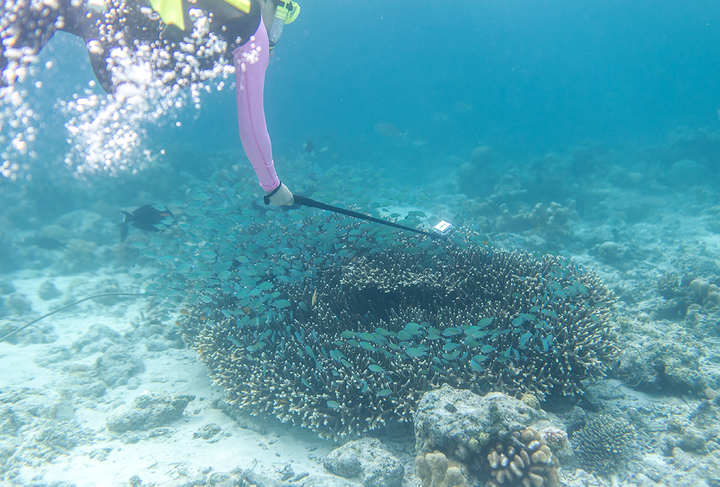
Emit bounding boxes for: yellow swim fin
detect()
[148,0,186,30]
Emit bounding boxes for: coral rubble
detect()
[324,437,404,487]
[106,391,195,433]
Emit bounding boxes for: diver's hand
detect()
[268,183,294,206]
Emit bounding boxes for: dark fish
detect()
[302,185,317,198]
[23,237,66,250]
[120,205,172,242]
[250,201,270,215]
[304,138,314,153]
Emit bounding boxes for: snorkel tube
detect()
[269,0,300,45]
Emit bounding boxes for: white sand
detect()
[1,269,336,486]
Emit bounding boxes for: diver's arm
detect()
[57,0,127,93]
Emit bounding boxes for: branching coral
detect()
[180,227,618,438]
[166,181,617,440]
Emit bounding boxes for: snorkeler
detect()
[0,0,296,206]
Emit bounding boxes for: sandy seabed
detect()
[0,268,338,487]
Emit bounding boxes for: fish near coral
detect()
[304,138,314,153]
[119,204,173,242]
[180,230,618,439]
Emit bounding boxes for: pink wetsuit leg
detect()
[233,22,280,192]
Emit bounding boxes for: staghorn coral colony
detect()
[166,178,619,439]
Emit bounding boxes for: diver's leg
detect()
[60,0,166,94]
[233,21,280,192]
[86,50,115,94]
[57,0,116,92]
[0,0,115,92]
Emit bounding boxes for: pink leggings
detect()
[233,22,279,192]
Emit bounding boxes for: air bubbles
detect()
[11,137,25,152]
[87,40,103,55]
[2,6,234,182]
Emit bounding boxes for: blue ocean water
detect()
[5,0,720,188]
[2,0,720,485]
[270,0,720,161]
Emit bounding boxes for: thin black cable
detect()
[0,292,156,343]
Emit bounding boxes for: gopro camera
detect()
[432,220,454,237]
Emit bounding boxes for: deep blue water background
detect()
[271,0,720,159]
[11,0,720,208]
